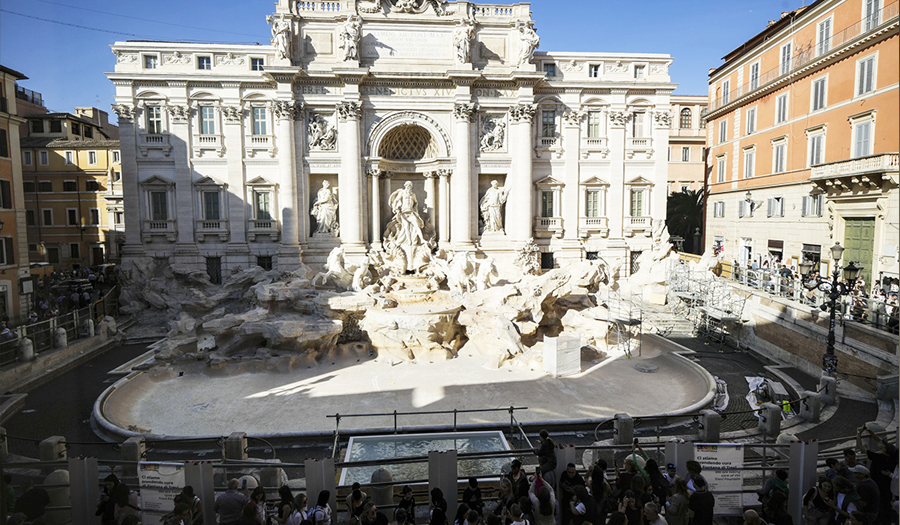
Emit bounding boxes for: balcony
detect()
[810,153,899,193]
[192,134,225,157]
[139,133,172,157]
[580,136,609,159]
[626,137,653,160]
[578,216,609,238]
[671,128,706,138]
[195,219,229,242]
[248,218,280,242]
[245,134,276,158]
[142,219,176,243]
[535,135,562,159]
[624,216,652,237]
[533,216,564,238]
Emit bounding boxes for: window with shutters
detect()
[69,242,80,259]
[746,107,756,134]
[772,138,787,173]
[38,181,52,192]
[716,156,727,183]
[767,197,784,217]
[150,191,168,221]
[743,147,756,179]
[0,180,11,209]
[722,80,730,105]
[856,55,876,96]
[88,151,98,165]
[749,62,760,90]
[67,208,78,226]
[718,119,727,144]
[22,151,32,166]
[86,180,100,192]
[802,194,823,217]
[202,191,221,221]
[0,128,8,158]
[808,129,825,167]
[713,201,725,218]
[865,0,881,31]
[780,42,792,75]
[63,181,77,192]
[24,181,35,193]
[682,147,690,162]
[31,120,44,133]
[851,113,875,158]
[90,208,100,225]
[817,18,832,56]
[739,200,753,218]
[26,210,35,226]
[812,77,827,111]
[776,94,788,124]
[39,150,49,165]
[0,238,15,266]
[49,120,62,133]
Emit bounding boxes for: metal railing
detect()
[730,266,898,335]
[0,287,119,368]
[710,2,899,112]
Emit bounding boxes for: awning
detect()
[767,239,784,251]
[802,244,821,254]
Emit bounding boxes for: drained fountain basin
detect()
[340,431,511,485]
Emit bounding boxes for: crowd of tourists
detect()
[2,429,896,525]
[0,265,117,344]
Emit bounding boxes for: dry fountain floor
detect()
[98,335,714,438]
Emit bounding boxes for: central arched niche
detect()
[378,124,438,160]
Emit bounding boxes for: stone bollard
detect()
[862,422,886,451]
[0,427,7,458]
[54,327,68,349]
[370,468,394,506]
[819,376,836,406]
[40,436,67,475]
[758,403,782,440]
[18,338,34,362]
[613,413,634,445]
[84,319,95,337]
[698,409,721,442]
[121,437,145,478]
[876,375,898,402]
[225,432,248,461]
[260,467,285,492]
[799,391,821,423]
[43,469,71,525]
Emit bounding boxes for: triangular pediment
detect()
[141,175,173,186]
[626,176,655,186]
[193,175,226,187]
[246,176,275,186]
[535,175,564,187]
[581,176,609,186]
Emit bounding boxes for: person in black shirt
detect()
[559,463,586,525]
[399,485,417,524]
[506,461,531,504]
[14,480,50,521]
[688,477,715,525]
[857,426,898,525]
[463,478,484,516]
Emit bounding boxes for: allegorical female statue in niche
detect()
[479,180,510,233]
[311,180,339,236]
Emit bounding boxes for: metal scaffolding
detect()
[666,259,748,345]
[605,287,643,358]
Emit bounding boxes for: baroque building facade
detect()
[705,0,898,285]
[108,0,675,279]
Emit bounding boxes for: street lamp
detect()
[799,242,863,376]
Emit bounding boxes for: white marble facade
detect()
[107,0,675,276]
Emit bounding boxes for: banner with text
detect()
[694,443,744,516]
[138,461,185,523]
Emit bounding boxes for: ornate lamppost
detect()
[798,242,863,376]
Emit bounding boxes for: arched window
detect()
[680,108,693,129]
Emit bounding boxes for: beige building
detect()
[19,106,122,268]
[705,0,898,286]
[667,95,707,194]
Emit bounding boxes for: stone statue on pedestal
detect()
[339,15,362,62]
[311,181,339,236]
[268,14,291,60]
[453,19,475,64]
[517,23,540,66]
[479,180,509,234]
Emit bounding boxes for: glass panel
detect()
[252,107,267,135]
[587,111,602,138]
[586,191,599,218]
[200,107,215,135]
[542,110,556,138]
[255,191,271,220]
[630,190,643,216]
[541,191,554,218]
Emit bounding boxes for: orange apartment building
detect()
[0,65,34,323]
[705,0,898,287]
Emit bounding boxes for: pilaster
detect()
[222,84,250,262]
[275,100,303,269]
[508,103,537,243]
[452,102,477,249]
[607,105,628,240]
[562,110,583,242]
[168,98,200,264]
[337,100,366,256]
[110,104,145,258]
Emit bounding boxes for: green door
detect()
[843,218,875,284]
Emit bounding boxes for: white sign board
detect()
[139,462,186,522]
[694,443,744,516]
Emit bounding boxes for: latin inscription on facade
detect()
[362,86,454,97]
[361,30,452,60]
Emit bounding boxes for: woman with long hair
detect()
[310,490,332,525]
[528,472,557,525]
[570,485,598,525]
[665,478,690,525]
[802,477,834,525]
[275,486,293,525]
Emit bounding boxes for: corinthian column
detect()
[337,101,365,249]
[452,103,477,249]
[508,104,536,243]
[438,169,451,244]
[275,100,302,267]
[368,167,382,245]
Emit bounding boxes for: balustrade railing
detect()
[810,153,899,179]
